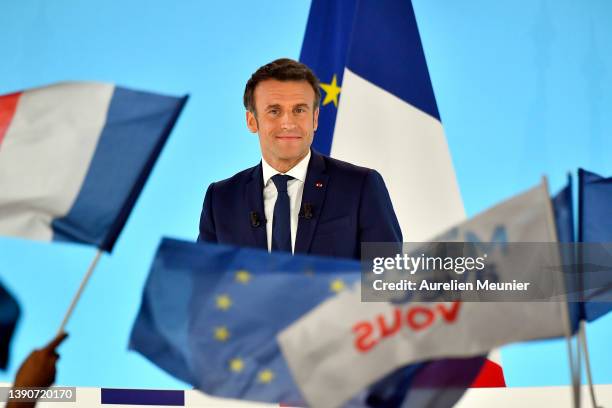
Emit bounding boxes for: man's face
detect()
[246,79,319,170]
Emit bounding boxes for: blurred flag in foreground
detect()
[578,168,612,322]
[0,82,187,251]
[130,238,361,405]
[301,0,465,242]
[279,181,571,408]
[0,281,20,369]
[131,240,497,407]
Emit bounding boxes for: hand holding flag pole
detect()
[0,83,187,334]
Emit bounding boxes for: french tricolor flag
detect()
[300,0,505,399]
[0,82,187,251]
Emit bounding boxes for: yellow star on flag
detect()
[320,74,341,108]
[216,294,232,310]
[229,358,244,373]
[214,326,230,342]
[257,369,274,384]
[235,270,251,284]
[330,278,345,293]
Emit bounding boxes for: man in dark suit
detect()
[198,58,401,260]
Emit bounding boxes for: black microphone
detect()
[250,211,262,228]
[301,203,313,220]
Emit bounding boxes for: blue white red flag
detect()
[301,0,465,241]
[0,82,187,251]
[300,0,504,396]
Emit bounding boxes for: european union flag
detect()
[0,281,20,369]
[130,238,361,404]
[578,168,612,322]
[131,239,499,407]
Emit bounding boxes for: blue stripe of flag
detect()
[51,87,188,252]
[300,0,358,155]
[300,0,441,156]
[346,0,440,121]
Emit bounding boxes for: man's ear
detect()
[246,110,258,133]
[313,107,320,131]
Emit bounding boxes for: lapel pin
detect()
[315,182,323,188]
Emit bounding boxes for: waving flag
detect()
[0,82,187,251]
[132,239,500,407]
[301,0,465,242]
[278,181,570,408]
[130,238,364,405]
[578,168,612,322]
[0,281,20,369]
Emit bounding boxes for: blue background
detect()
[0,0,610,390]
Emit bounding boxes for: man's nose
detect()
[280,111,297,129]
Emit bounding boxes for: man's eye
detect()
[268,109,279,115]
[295,108,305,113]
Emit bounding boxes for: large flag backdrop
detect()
[300,0,504,392]
[301,0,465,242]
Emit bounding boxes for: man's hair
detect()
[243,58,321,114]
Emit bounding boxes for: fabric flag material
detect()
[552,176,582,332]
[301,1,504,397]
[132,240,492,408]
[278,182,570,408]
[301,0,465,242]
[0,82,187,251]
[0,280,20,369]
[578,168,612,322]
[553,174,575,244]
[130,238,364,405]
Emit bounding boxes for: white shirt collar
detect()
[262,150,311,185]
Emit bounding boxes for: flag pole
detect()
[57,249,103,334]
[579,321,601,408]
[542,176,581,408]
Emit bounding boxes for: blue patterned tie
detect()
[271,174,293,252]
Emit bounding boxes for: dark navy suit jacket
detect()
[197,150,401,260]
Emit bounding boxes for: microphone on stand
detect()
[250,211,263,228]
[300,203,313,220]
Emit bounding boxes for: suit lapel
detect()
[295,151,329,254]
[245,163,268,250]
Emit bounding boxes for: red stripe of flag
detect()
[0,92,21,149]
[470,359,506,388]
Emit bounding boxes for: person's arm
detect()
[6,332,68,408]
[358,169,402,244]
[197,183,217,243]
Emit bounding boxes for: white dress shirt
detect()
[261,150,311,253]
